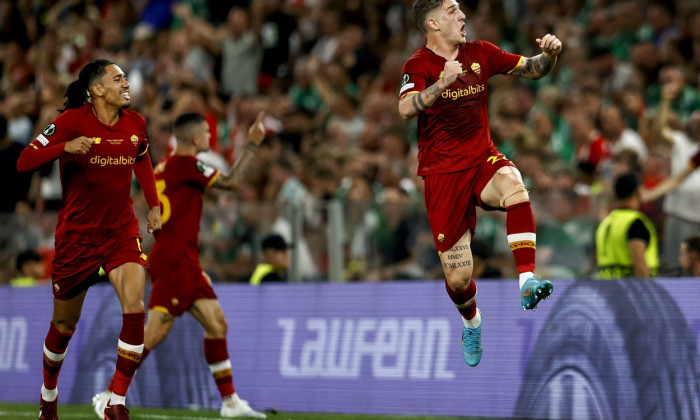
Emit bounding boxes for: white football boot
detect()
[220,393,266,418]
[91,390,111,419]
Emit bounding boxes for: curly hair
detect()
[62,59,114,111]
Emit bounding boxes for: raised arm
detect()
[213,111,266,190]
[509,34,562,80]
[398,60,462,120]
[640,151,700,202]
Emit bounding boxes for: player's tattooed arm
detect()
[399,75,453,119]
[399,60,462,119]
[511,33,562,80]
[510,54,555,79]
[214,111,266,190]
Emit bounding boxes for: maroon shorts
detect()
[148,262,217,317]
[52,232,147,300]
[423,153,514,253]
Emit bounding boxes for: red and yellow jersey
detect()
[24,104,148,240]
[149,155,220,269]
[399,41,521,176]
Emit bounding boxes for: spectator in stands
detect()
[679,235,700,277]
[0,113,37,213]
[10,249,45,287]
[249,234,290,284]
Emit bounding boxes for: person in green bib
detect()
[596,173,659,279]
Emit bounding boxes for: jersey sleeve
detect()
[16,111,75,172]
[476,41,523,76]
[399,57,427,100]
[188,159,221,189]
[134,113,150,158]
[627,218,650,243]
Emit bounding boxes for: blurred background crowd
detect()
[1,0,699,284]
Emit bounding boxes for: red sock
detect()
[111,313,145,397]
[506,201,536,274]
[42,322,73,390]
[107,347,149,392]
[445,278,477,320]
[204,338,235,398]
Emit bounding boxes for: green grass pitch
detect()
[0,402,489,420]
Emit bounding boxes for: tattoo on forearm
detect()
[409,80,444,114]
[234,148,256,175]
[416,91,428,110]
[411,94,422,113]
[512,58,533,76]
[533,54,552,75]
[425,83,440,98]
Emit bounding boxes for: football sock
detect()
[204,338,235,398]
[110,312,145,401]
[106,347,150,392]
[519,271,535,289]
[41,385,58,402]
[463,309,481,328]
[110,394,126,406]
[506,201,536,279]
[445,278,478,321]
[42,322,73,393]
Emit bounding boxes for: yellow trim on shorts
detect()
[153,306,171,315]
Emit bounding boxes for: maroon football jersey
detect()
[399,41,522,176]
[149,155,220,269]
[28,104,149,240]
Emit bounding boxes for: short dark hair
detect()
[262,234,289,251]
[683,235,700,255]
[16,250,41,271]
[413,0,444,34]
[173,112,206,143]
[613,173,640,200]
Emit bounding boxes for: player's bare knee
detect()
[444,267,473,291]
[53,319,78,334]
[502,188,529,208]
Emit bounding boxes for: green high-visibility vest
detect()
[595,208,659,279]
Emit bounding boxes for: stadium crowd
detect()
[1,0,699,283]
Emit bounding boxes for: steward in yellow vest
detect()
[596,173,659,279]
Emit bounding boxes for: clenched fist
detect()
[65,136,94,155]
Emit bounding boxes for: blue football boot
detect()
[461,311,483,366]
[521,276,553,310]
